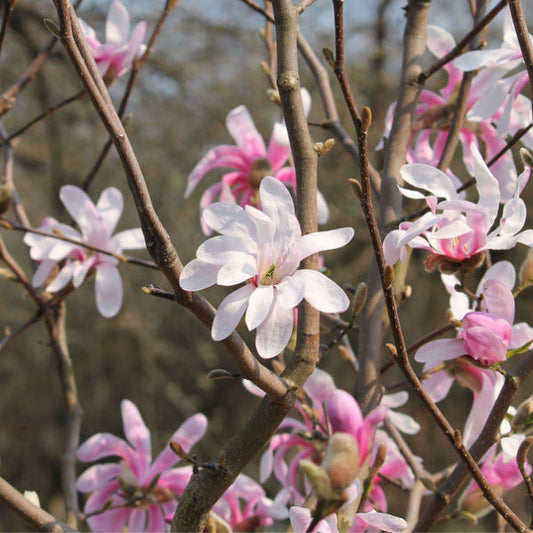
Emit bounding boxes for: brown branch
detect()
[508,0,533,119]
[1,218,159,271]
[0,476,77,533]
[172,0,323,529]
[0,0,18,61]
[517,437,533,529]
[82,0,177,191]
[51,0,287,401]
[437,0,490,172]
[0,310,44,352]
[44,302,82,529]
[415,352,533,531]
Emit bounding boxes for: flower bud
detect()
[511,397,533,433]
[0,184,12,214]
[322,432,360,491]
[519,249,533,288]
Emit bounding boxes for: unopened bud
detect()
[0,185,12,214]
[314,138,335,156]
[322,433,360,490]
[207,369,236,380]
[260,60,271,78]
[386,343,398,360]
[299,459,333,500]
[351,282,367,316]
[361,107,372,133]
[322,47,336,69]
[267,88,281,106]
[169,440,189,461]
[512,397,533,433]
[349,179,363,202]
[520,147,533,169]
[519,249,533,288]
[383,265,394,289]
[43,18,60,38]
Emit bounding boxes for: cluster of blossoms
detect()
[24,186,145,317]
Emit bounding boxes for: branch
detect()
[0,476,77,533]
[44,302,82,529]
[508,0,533,119]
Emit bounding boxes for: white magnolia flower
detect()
[179,176,354,358]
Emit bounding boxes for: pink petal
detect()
[481,279,515,324]
[356,510,407,532]
[121,400,152,481]
[414,338,465,364]
[148,414,207,478]
[77,432,136,465]
[76,463,121,492]
[225,105,266,156]
[95,263,123,317]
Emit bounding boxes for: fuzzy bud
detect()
[383,265,395,289]
[351,282,367,316]
[322,47,336,68]
[519,249,533,288]
[43,18,60,38]
[349,179,363,202]
[322,432,360,490]
[361,107,372,133]
[0,185,12,214]
[299,459,334,501]
[520,147,533,169]
[512,397,533,433]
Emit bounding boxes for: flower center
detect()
[259,264,276,286]
[248,158,274,190]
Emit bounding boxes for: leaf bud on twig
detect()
[351,282,367,317]
[43,18,60,38]
[383,265,395,289]
[207,369,238,380]
[322,432,360,491]
[520,147,533,169]
[0,185,12,214]
[385,343,398,360]
[361,107,372,133]
[511,397,533,433]
[322,47,336,69]
[348,179,363,202]
[519,249,533,289]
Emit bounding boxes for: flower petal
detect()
[245,285,275,331]
[96,187,123,235]
[225,105,266,156]
[95,263,123,318]
[300,227,354,260]
[180,258,219,291]
[121,400,152,480]
[294,269,350,313]
[255,301,293,358]
[212,285,254,341]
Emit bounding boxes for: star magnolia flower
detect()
[24,186,146,317]
[184,98,330,234]
[79,0,146,83]
[179,176,354,358]
[455,8,531,130]
[383,143,533,270]
[76,400,207,533]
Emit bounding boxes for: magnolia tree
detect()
[1,0,533,532]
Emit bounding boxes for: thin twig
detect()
[44,302,82,528]
[0,310,44,352]
[508,0,533,119]
[0,0,18,61]
[1,217,159,270]
[0,476,77,533]
[418,0,508,83]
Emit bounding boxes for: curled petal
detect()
[212,285,254,341]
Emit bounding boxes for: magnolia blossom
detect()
[179,176,353,358]
[79,0,146,83]
[378,25,520,200]
[383,144,532,270]
[24,186,146,317]
[76,400,207,533]
[184,98,329,234]
[455,8,531,132]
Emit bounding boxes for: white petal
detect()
[212,285,254,341]
[106,0,130,45]
[245,285,274,331]
[259,176,295,223]
[300,227,354,260]
[414,338,465,363]
[96,187,123,235]
[276,277,305,309]
[112,228,145,251]
[316,189,330,224]
[46,262,77,292]
[95,263,123,317]
[356,510,407,533]
[217,261,257,286]
[387,410,421,435]
[471,144,500,226]
[179,259,219,291]
[294,269,349,313]
[400,164,457,200]
[255,302,293,358]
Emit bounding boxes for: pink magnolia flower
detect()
[76,400,207,533]
[184,98,330,234]
[179,176,354,358]
[383,144,533,269]
[79,0,146,83]
[24,185,146,317]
